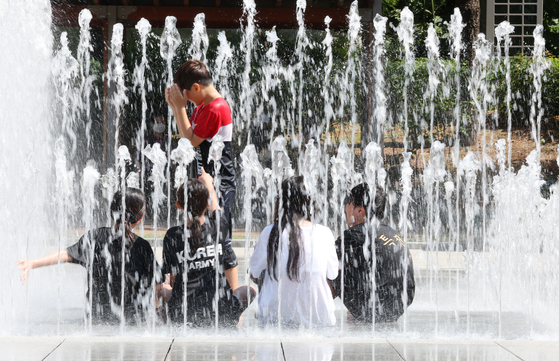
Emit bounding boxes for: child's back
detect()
[162,213,238,326]
[16,187,153,325]
[67,227,154,323]
[251,223,338,327]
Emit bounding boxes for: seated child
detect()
[250,176,339,327]
[160,169,254,327]
[16,188,155,324]
[333,183,415,323]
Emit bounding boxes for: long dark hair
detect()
[111,188,146,243]
[177,178,209,250]
[267,176,312,282]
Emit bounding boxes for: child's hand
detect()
[165,87,175,108]
[16,259,32,285]
[168,84,188,110]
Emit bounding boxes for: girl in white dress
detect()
[250,176,338,327]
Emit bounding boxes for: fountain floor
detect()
[2,335,558,360]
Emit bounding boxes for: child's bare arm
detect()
[199,168,220,214]
[224,266,239,291]
[16,251,73,285]
[156,274,173,304]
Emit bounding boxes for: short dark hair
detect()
[173,60,212,91]
[347,183,386,220]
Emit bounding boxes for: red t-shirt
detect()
[191,98,233,142]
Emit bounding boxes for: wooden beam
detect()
[154,0,160,5]
[184,0,189,6]
[126,6,352,29]
[215,0,221,7]
[276,0,282,8]
[51,5,358,29]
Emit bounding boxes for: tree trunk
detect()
[456,0,481,61]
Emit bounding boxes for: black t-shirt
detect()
[162,212,238,325]
[66,227,155,324]
[333,223,415,323]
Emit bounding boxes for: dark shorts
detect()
[167,294,242,328]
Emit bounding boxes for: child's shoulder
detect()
[309,223,335,238]
[132,236,154,254]
[262,223,275,233]
[163,225,185,240]
[89,227,113,242]
[208,97,231,111]
[255,224,275,242]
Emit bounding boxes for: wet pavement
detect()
[2,336,559,361]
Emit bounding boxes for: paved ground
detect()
[2,336,559,361]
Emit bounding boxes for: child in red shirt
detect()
[165,59,236,253]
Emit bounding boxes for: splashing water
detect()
[169,138,196,330]
[143,143,168,216]
[214,32,234,105]
[458,151,481,336]
[161,16,181,229]
[52,32,80,155]
[240,144,265,285]
[396,7,415,153]
[170,139,196,195]
[239,0,257,139]
[116,145,131,331]
[77,9,94,151]
[5,2,559,340]
[425,23,441,146]
[188,13,209,62]
[341,1,361,156]
[330,142,354,236]
[372,14,388,144]
[126,172,140,189]
[495,21,515,168]
[133,17,152,207]
[529,25,550,155]
[81,163,100,331]
[107,24,129,174]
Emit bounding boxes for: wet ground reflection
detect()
[3,336,559,361]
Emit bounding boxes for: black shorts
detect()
[168,294,242,328]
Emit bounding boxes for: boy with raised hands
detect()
[165,60,236,240]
